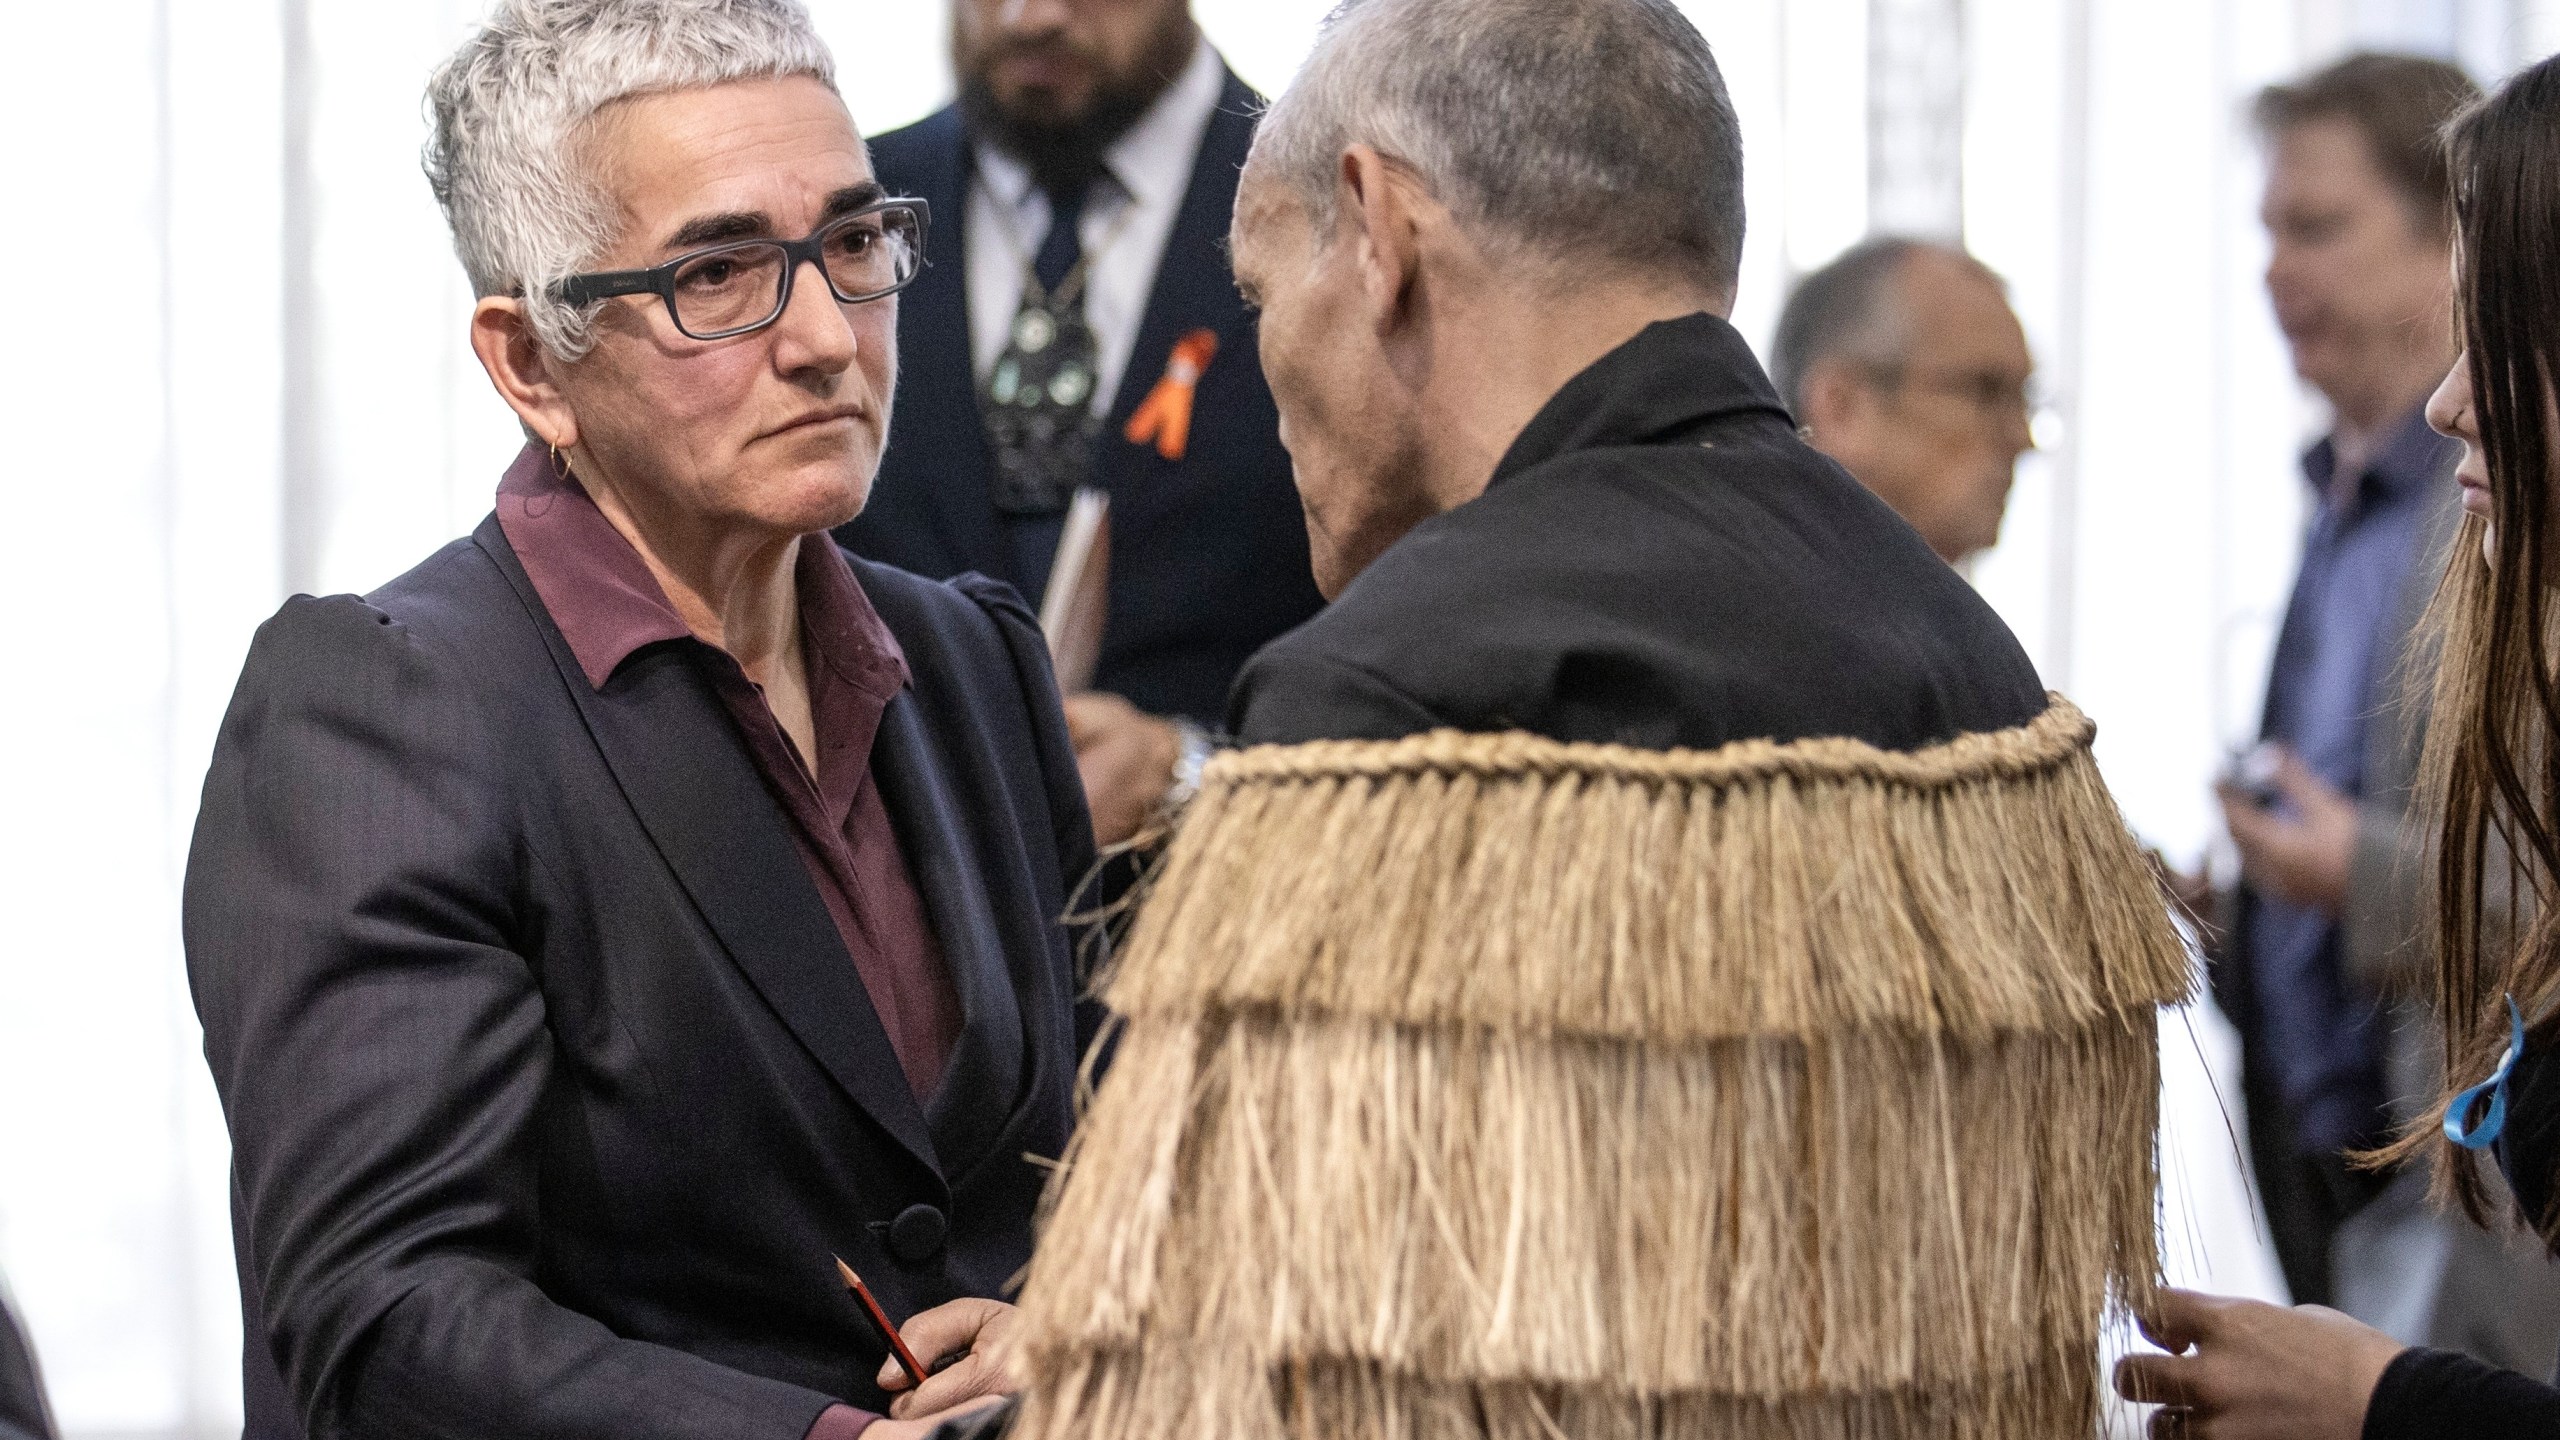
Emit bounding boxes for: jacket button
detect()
[888,1204,948,1264]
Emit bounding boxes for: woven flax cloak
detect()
[1006,694,2191,1439]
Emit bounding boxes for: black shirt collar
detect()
[1488,312,1793,489]
[2302,405,2456,512]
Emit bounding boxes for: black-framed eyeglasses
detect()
[1861,361,2042,425]
[553,198,930,341]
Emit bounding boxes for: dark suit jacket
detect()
[186,519,1095,1440]
[0,1292,50,1440]
[1232,313,2047,751]
[837,68,1325,724]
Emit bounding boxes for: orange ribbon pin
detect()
[1124,329,1219,462]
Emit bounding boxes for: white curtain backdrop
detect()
[4,1,2556,1434]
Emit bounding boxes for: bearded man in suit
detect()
[838,0,1324,847]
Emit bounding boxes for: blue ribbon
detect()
[2445,994,2527,1151]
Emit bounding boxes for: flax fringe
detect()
[1010,1348,2102,1440]
[1015,697,2184,1437]
[1108,696,2190,1041]
[1017,1011,2161,1398]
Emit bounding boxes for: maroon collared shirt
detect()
[497,447,962,1099]
[498,447,960,1436]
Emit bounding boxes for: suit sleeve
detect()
[2341,798,2520,998]
[948,575,1108,1057]
[2341,801,2424,996]
[185,595,839,1440]
[0,1291,52,1440]
[2361,1346,2560,1438]
[2342,498,2494,999]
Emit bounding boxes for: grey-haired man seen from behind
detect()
[1215,0,2037,750]
[899,1,2057,1428]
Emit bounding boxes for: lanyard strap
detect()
[2446,994,2527,1150]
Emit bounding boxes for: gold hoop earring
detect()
[548,443,573,480]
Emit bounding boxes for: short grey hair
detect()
[425,0,838,358]
[1252,0,1746,295]
[1769,237,2001,414]
[1769,238,1923,415]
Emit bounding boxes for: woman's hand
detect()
[878,1297,1022,1423]
[2113,1287,2406,1438]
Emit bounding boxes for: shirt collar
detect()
[792,524,911,706]
[972,34,1225,217]
[1101,35,1225,213]
[1488,312,1794,488]
[493,443,909,698]
[2302,405,2456,511]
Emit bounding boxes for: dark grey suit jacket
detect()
[0,1290,52,1440]
[186,519,1096,1439]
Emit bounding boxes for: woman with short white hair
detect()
[186,3,1085,1437]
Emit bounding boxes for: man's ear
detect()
[1338,143,1422,333]
[470,297,581,450]
[1796,355,1875,443]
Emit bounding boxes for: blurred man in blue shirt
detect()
[2213,52,2560,1370]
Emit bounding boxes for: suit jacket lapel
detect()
[871,693,1028,1178]
[474,520,943,1181]
[898,111,1012,582]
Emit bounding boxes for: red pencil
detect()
[834,1255,929,1388]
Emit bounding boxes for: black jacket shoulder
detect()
[1234,412,2045,754]
[864,106,962,190]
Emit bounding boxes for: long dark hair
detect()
[2401,53,2560,1240]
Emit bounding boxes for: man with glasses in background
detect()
[837,0,1323,848]
[1770,237,2037,568]
[2210,52,2560,1375]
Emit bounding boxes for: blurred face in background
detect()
[1800,250,2037,566]
[2262,117,2456,430]
[953,0,1198,181]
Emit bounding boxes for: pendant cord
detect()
[981,168,1143,314]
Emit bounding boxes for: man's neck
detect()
[2327,368,2441,495]
[1413,278,1726,512]
[2327,339,2453,451]
[2328,421,2384,495]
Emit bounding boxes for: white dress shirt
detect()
[965,35,1227,419]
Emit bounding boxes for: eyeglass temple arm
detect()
[553,269,665,307]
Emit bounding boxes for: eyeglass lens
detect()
[669,207,922,337]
